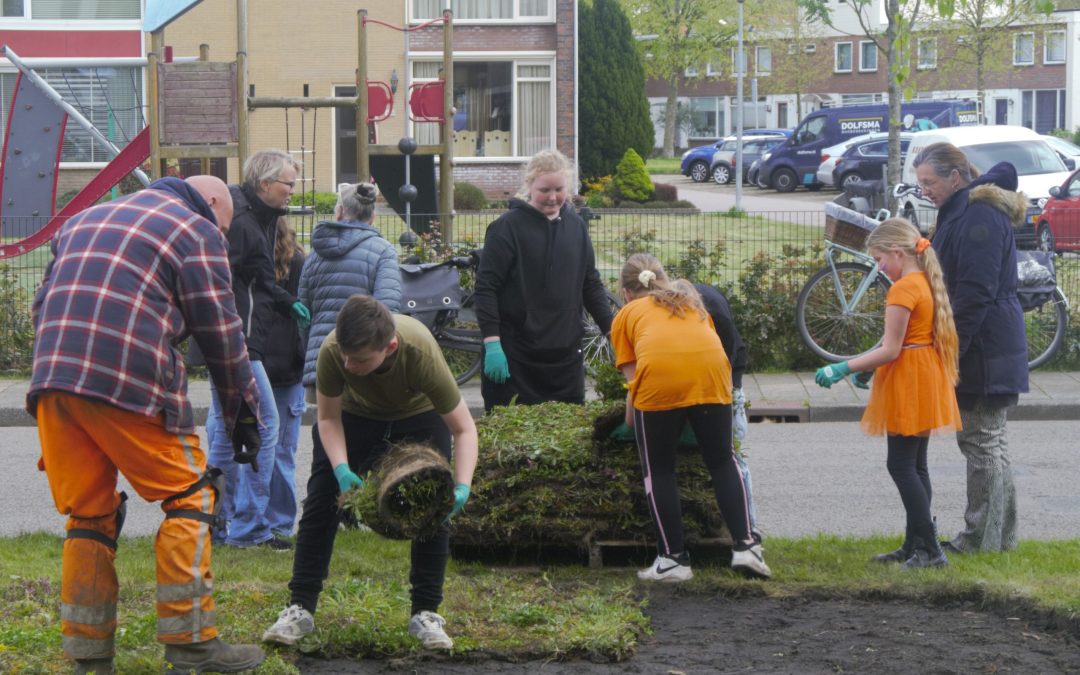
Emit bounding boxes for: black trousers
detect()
[289,409,451,616]
[886,434,933,546]
[633,403,752,556]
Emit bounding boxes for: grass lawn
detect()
[645,157,682,175]
[1,532,1078,673]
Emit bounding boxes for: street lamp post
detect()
[735,0,744,210]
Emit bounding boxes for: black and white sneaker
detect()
[637,553,693,582]
[731,542,771,579]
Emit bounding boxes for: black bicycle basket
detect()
[399,263,464,329]
[1016,250,1057,311]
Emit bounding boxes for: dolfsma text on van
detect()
[757,100,979,193]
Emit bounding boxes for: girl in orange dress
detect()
[815,218,961,568]
[612,254,769,582]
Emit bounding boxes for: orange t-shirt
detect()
[861,272,962,436]
[611,296,732,411]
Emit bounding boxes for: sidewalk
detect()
[2,371,1078,426]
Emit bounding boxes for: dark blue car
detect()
[831,135,912,189]
[680,128,791,183]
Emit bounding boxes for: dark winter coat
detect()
[297,219,402,388]
[474,199,613,406]
[931,161,1029,399]
[694,283,747,389]
[263,248,306,388]
[226,184,294,361]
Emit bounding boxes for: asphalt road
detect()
[6,420,1078,541]
[657,173,837,216]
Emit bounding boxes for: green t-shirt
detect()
[315,314,461,420]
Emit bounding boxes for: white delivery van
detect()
[899,125,1070,230]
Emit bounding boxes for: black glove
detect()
[231,399,261,472]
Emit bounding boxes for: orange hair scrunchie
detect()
[915,238,931,255]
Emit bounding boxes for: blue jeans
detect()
[268,382,305,536]
[206,360,279,546]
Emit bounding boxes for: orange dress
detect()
[860,272,962,437]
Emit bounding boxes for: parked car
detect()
[680,128,791,183]
[1042,135,1080,170]
[1032,168,1080,253]
[710,135,787,184]
[831,135,913,189]
[900,125,1071,233]
[815,131,911,188]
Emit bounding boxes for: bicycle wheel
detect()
[796,262,891,361]
[582,290,624,374]
[1025,288,1068,370]
[439,294,483,385]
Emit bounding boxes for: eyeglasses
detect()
[273,179,296,189]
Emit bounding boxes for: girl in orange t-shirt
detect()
[814,218,961,569]
[611,254,769,582]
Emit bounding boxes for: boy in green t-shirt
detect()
[262,295,479,650]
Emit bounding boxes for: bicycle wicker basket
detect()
[824,202,879,249]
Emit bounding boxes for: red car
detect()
[1034,169,1080,252]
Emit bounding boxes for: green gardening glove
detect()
[483,339,510,383]
[609,422,636,442]
[291,301,311,330]
[815,361,851,388]
[449,483,471,518]
[852,370,874,390]
[333,463,363,495]
[678,422,699,447]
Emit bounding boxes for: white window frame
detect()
[410,0,554,24]
[1014,32,1035,66]
[705,60,721,77]
[917,37,937,70]
[0,63,145,167]
[684,65,699,77]
[1044,29,1065,64]
[859,40,877,72]
[755,46,771,76]
[409,51,556,160]
[1,0,27,19]
[834,41,853,73]
[730,48,746,76]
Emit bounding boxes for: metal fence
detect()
[3,208,1079,372]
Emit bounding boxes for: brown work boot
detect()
[163,637,265,673]
[73,657,114,674]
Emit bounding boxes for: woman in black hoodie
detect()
[474,149,613,411]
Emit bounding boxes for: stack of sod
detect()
[341,442,456,540]
[451,401,730,551]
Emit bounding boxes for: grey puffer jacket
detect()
[297,219,402,388]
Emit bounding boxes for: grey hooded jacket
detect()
[297,219,402,388]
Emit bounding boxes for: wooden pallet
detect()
[586,535,734,569]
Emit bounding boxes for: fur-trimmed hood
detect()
[967,161,1029,226]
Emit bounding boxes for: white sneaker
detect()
[637,554,693,582]
[408,610,454,650]
[731,542,772,579]
[262,604,315,645]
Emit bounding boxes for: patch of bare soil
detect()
[297,586,1080,674]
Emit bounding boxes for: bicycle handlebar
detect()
[892,182,922,200]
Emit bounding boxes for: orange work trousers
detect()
[36,392,218,660]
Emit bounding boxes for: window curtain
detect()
[519,0,547,16]
[517,67,550,156]
[41,67,142,162]
[413,62,441,146]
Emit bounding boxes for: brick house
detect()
[649,2,1080,149]
[1,0,579,201]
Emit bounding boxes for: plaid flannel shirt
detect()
[28,187,258,434]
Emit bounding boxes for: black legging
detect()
[886,434,933,547]
[633,403,752,556]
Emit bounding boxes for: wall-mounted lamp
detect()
[390,69,399,94]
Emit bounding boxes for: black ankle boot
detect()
[902,535,949,569]
[872,538,913,564]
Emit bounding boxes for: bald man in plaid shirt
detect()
[27,175,267,674]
